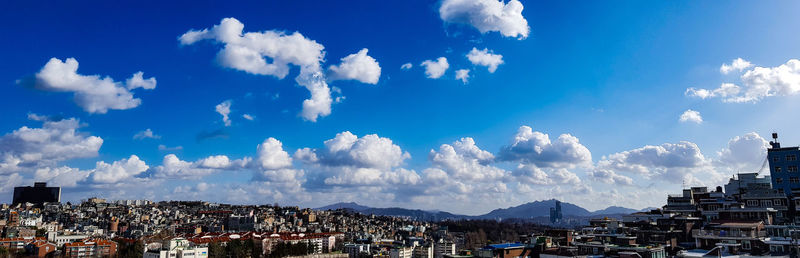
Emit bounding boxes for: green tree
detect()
[117,240,145,258]
[35,228,48,237]
[208,242,224,257]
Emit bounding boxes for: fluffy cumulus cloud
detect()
[429,137,506,181]
[0,117,102,173]
[296,131,418,186]
[152,154,248,179]
[26,57,156,114]
[587,168,634,186]
[717,132,769,171]
[180,17,373,122]
[89,155,149,184]
[315,131,410,170]
[499,126,592,168]
[257,138,293,170]
[466,48,504,72]
[595,141,713,184]
[327,48,381,84]
[215,100,232,126]
[34,166,88,187]
[133,128,160,140]
[720,58,753,74]
[513,164,582,186]
[687,58,800,103]
[0,174,23,193]
[439,0,530,39]
[455,69,470,84]
[679,109,703,124]
[421,57,449,79]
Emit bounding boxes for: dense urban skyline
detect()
[3,1,800,215]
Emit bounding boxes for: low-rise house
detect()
[692,221,767,254]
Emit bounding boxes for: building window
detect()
[777,178,784,184]
[788,155,798,161]
[776,167,783,173]
[775,156,782,162]
[790,177,799,184]
[790,166,798,172]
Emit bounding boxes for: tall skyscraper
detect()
[549,200,562,224]
[12,182,61,206]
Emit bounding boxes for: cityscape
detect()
[2,135,800,257]
[3,0,800,257]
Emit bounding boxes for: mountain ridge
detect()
[316,200,645,221]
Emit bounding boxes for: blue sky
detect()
[2,0,800,215]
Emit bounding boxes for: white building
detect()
[434,240,456,258]
[344,243,370,257]
[143,238,209,258]
[413,245,434,258]
[390,247,414,258]
[47,233,89,247]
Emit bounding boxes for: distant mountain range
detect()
[316,202,371,211]
[316,199,655,221]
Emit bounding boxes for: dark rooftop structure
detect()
[12,182,60,206]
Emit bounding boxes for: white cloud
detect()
[455,69,470,84]
[421,57,449,79]
[310,131,411,170]
[34,166,89,187]
[126,71,157,90]
[400,63,413,70]
[322,167,420,186]
[0,117,102,173]
[215,100,232,126]
[588,168,634,186]
[429,138,506,181]
[679,109,703,124]
[198,155,232,168]
[0,174,23,193]
[298,131,418,186]
[466,48,504,72]
[687,59,800,103]
[717,132,769,171]
[513,164,552,185]
[595,141,713,184]
[133,128,161,140]
[28,57,156,113]
[250,138,306,195]
[180,17,350,122]
[498,125,592,168]
[720,58,753,74]
[90,155,149,184]
[327,48,381,84]
[685,83,740,100]
[152,154,247,179]
[439,0,530,39]
[158,145,183,152]
[257,137,293,170]
[550,168,582,185]
[242,114,255,121]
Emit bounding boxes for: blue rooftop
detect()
[485,243,524,249]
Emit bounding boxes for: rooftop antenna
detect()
[773,132,779,143]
